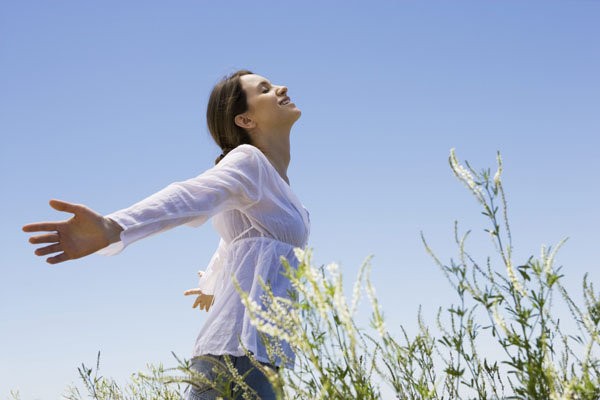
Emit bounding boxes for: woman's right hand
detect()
[22,199,123,264]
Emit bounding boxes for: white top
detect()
[97,144,310,367]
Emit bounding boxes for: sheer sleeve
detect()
[196,238,228,296]
[96,145,263,255]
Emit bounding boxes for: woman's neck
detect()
[255,135,291,184]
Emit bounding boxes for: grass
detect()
[7,149,600,399]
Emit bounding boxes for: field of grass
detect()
[8,150,600,400]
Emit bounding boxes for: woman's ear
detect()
[234,113,256,130]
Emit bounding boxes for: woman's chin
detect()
[292,108,302,120]
[282,108,301,128]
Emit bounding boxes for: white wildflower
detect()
[449,149,485,203]
[493,152,503,187]
[326,262,340,276]
[293,247,305,263]
[350,275,362,316]
[506,259,526,297]
[254,320,294,343]
[333,283,351,328]
[492,305,509,336]
[545,238,568,277]
[365,282,387,337]
[306,265,323,286]
[296,263,329,321]
[541,244,551,275]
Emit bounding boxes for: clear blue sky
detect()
[2,1,599,398]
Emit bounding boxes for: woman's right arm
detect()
[96,145,263,256]
[24,145,264,263]
[23,199,124,264]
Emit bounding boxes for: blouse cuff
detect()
[94,214,128,256]
[196,239,227,295]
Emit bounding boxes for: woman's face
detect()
[236,74,301,133]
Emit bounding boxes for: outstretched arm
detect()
[23,145,263,263]
[23,199,123,264]
[94,145,264,256]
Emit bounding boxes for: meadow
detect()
[8,150,600,400]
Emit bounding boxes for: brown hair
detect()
[206,69,254,164]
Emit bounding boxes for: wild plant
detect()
[11,149,599,399]
[61,351,182,400]
[231,149,600,399]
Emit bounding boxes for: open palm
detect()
[23,199,122,264]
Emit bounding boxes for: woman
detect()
[23,70,310,399]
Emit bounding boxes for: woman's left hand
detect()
[184,288,215,312]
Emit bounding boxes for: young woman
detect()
[23,70,310,399]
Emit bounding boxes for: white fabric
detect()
[96,144,310,368]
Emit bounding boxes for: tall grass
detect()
[8,150,599,399]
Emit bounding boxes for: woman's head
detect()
[207,70,301,164]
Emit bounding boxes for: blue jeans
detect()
[183,354,278,400]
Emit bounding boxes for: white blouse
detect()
[97,144,310,367]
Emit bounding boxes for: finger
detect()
[193,297,202,308]
[184,289,202,296]
[35,243,63,256]
[200,298,210,311]
[204,297,215,311]
[47,252,70,264]
[29,233,60,244]
[22,222,62,232]
[49,199,84,214]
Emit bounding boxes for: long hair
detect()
[206,69,254,164]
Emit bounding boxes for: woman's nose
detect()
[276,85,288,95]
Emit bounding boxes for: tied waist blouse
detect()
[97,144,310,367]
